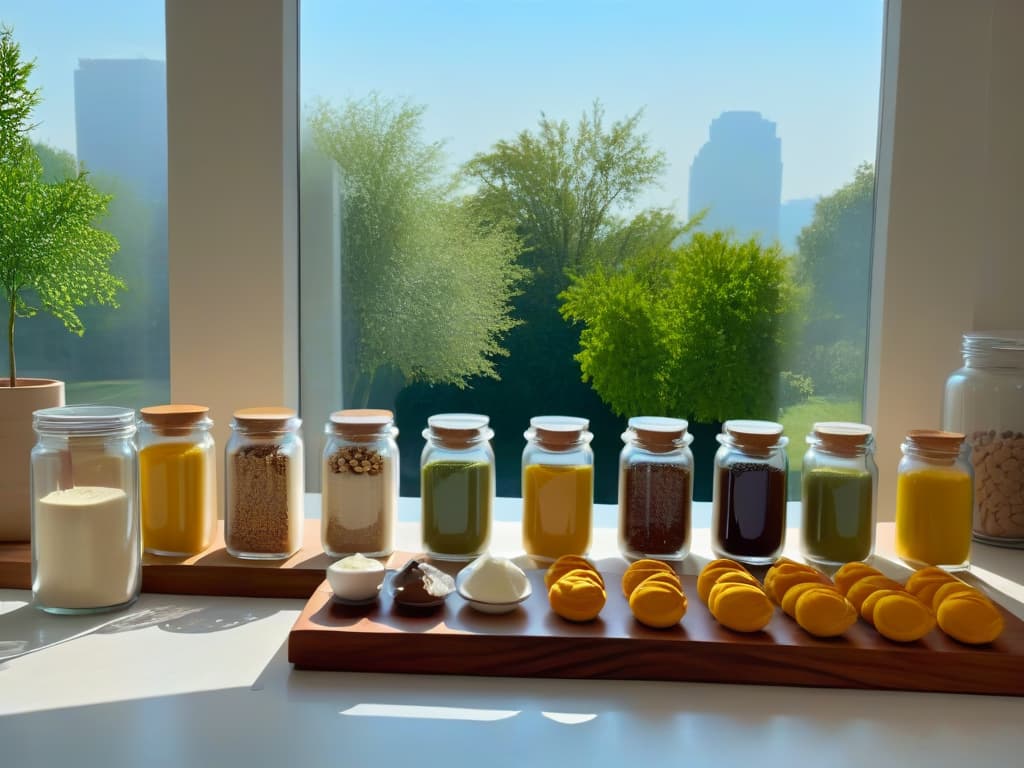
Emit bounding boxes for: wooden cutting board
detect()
[0,526,335,599]
[288,569,1024,696]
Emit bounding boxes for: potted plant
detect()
[0,27,123,540]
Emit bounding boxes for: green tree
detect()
[0,27,122,387]
[561,230,796,422]
[795,163,874,396]
[466,101,667,281]
[309,95,526,406]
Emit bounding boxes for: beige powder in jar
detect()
[322,448,395,557]
[227,444,303,557]
[33,486,140,610]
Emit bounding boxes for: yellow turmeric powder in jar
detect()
[139,405,216,557]
[895,431,972,570]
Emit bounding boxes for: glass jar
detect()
[895,430,972,570]
[712,420,788,565]
[31,406,140,614]
[138,404,216,557]
[420,413,494,560]
[800,422,877,565]
[322,409,399,558]
[942,331,1024,548]
[618,416,693,561]
[522,415,594,560]
[225,407,304,560]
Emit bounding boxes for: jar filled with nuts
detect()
[943,332,1024,548]
[321,409,399,558]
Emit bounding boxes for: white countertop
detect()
[1,498,1022,767]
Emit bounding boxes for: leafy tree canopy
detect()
[465,101,667,285]
[0,27,122,386]
[561,229,796,423]
[309,94,526,406]
[796,162,874,344]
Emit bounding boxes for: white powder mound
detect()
[462,554,529,603]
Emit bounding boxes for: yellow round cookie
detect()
[713,570,763,592]
[698,564,748,604]
[623,565,679,598]
[905,566,957,592]
[846,575,904,613]
[794,589,858,638]
[781,581,836,619]
[710,583,774,633]
[629,581,688,629]
[937,595,1004,645]
[548,572,606,622]
[545,555,602,590]
[930,581,988,612]
[833,562,883,596]
[770,565,832,606]
[872,593,936,642]
[859,588,908,625]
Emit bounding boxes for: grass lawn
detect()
[778,396,862,473]
[65,379,170,410]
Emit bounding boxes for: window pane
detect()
[2,1,169,410]
[300,0,885,501]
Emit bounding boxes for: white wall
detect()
[166,0,300,513]
[868,0,1024,517]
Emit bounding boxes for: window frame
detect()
[166,0,1024,521]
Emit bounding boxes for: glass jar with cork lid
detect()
[895,429,972,570]
[712,419,788,565]
[942,331,1024,547]
[618,416,693,562]
[322,409,399,558]
[522,415,594,561]
[225,407,304,560]
[420,413,494,560]
[31,405,140,614]
[138,404,216,557]
[800,422,877,565]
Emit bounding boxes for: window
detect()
[299,0,885,500]
[1,1,169,410]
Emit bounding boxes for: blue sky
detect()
[3,0,884,211]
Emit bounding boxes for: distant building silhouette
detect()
[74,59,167,204]
[780,197,817,253]
[688,111,782,243]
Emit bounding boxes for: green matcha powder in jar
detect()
[420,413,494,561]
[800,422,877,565]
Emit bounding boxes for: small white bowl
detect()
[326,557,386,604]
[456,570,532,615]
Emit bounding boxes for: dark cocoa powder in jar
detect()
[622,462,691,555]
[715,462,787,559]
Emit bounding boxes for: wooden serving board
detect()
[0,526,336,599]
[288,569,1024,696]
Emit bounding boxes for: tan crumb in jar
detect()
[322,445,394,555]
[969,429,1024,539]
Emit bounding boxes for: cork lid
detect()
[723,419,785,451]
[625,416,692,452]
[811,421,872,454]
[905,429,965,452]
[528,415,591,449]
[140,404,211,430]
[329,409,394,436]
[232,406,300,432]
[425,413,492,448]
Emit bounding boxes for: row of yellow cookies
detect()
[698,557,1005,645]
[545,556,688,628]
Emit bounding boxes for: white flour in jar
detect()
[33,486,139,610]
